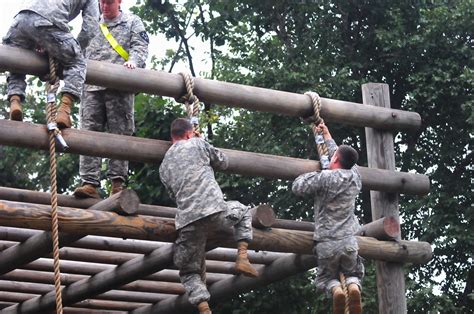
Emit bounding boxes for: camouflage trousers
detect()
[2,11,86,100]
[313,236,364,296]
[174,201,253,306]
[79,89,135,185]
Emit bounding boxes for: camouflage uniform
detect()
[159,137,253,305]
[292,139,364,295]
[2,0,99,101]
[79,12,149,186]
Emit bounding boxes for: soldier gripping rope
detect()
[159,118,259,314]
[74,0,149,198]
[292,122,364,314]
[3,0,99,128]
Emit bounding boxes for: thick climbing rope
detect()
[46,55,64,314]
[305,92,349,313]
[178,72,200,129]
[304,92,329,169]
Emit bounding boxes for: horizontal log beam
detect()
[0,45,421,132]
[0,200,433,264]
[0,121,430,195]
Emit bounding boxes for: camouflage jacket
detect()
[84,12,149,92]
[292,139,362,242]
[159,137,229,230]
[20,0,99,50]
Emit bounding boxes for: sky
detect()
[0,0,211,75]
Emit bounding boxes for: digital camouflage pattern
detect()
[174,201,253,305]
[159,137,229,230]
[3,0,99,100]
[292,139,364,293]
[84,12,148,92]
[79,90,135,185]
[79,11,148,185]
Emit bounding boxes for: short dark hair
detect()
[171,118,193,138]
[337,145,359,169]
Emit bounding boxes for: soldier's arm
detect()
[77,0,100,50]
[204,141,229,171]
[292,171,329,197]
[126,16,149,69]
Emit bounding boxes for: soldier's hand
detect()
[124,61,137,69]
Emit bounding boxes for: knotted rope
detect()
[339,272,350,314]
[304,92,329,169]
[46,55,64,314]
[178,72,201,132]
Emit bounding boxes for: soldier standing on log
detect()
[292,122,364,314]
[74,0,149,198]
[159,118,259,314]
[3,0,99,128]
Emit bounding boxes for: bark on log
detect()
[88,189,140,216]
[0,120,430,195]
[0,200,432,264]
[0,45,421,132]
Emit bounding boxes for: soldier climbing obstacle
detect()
[159,118,259,314]
[3,0,99,128]
[292,122,364,314]
[73,0,149,198]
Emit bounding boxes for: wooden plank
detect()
[363,83,407,313]
[0,44,421,131]
[0,120,430,194]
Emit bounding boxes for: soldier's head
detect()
[170,118,194,143]
[330,145,359,170]
[100,0,122,20]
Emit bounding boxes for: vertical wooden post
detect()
[363,83,407,313]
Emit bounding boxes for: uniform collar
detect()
[101,11,125,26]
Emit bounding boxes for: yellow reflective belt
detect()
[99,23,129,61]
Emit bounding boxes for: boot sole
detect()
[349,288,362,314]
[74,190,101,199]
[333,292,345,314]
[10,110,23,121]
[235,267,258,278]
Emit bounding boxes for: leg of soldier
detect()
[104,90,135,183]
[2,14,36,100]
[340,249,364,314]
[79,91,106,186]
[174,220,210,306]
[314,243,342,295]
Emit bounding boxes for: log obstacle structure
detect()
[0,46,432,313]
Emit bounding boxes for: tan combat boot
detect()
[110,178,124,196]
[332,285,345,314]
[74,183,101,199]
[197,301,211,314]
[56,92,74,128]
[348,283,362,314]
[235,241,258,277]
[9,95,22,121]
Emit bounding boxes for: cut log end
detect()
[250,204,276,229]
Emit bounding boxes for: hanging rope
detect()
[339,272,350,314]
[178,72,200,131]
[304,92,329,169]
[46,55,64,314]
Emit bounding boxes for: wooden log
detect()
[250,204,276,228]
[0,120,430,195]
[0,280,171,304]
[273,218,314,232]
[2,244,176,313]
[63,309,126,314]
[0,44,421,132]
[0,191,140,275]
[0,200,433,264]
[133,253,317,314]
[358,216,400,240]
[88,189,140,216]
[364,83,407,313]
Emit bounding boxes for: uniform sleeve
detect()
[77,0,100,50]
[326,139,338,159]
[204,141,229,171]
[292,171,329,197]
[159,165,176,201]
[128,16,149,68]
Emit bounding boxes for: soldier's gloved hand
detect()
[124,61,137,69]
